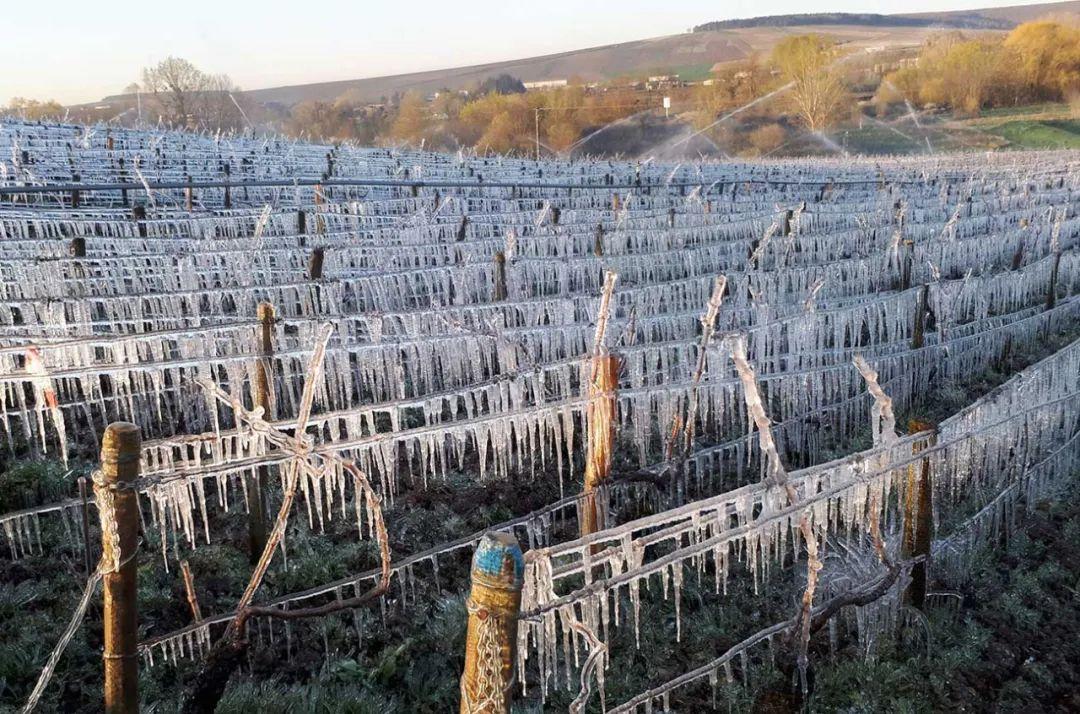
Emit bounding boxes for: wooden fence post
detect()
[912,284,929,350]
[580,353,621,538]
[99,422,140,714]
[460,532,524,714]
[223,163,232,209]
[247,302,274,562]
[131,205,147,239]
[307,247,325,281]
[903,419,935,610]
[493,252,507,301]
[900,240,914,291]
[1046,251,1061,310]
[184,176,194,212]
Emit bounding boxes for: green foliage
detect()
[0,460,72,511]
[217,677,400,714]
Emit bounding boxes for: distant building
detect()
[646,74,681,91]
[523,79,568,91]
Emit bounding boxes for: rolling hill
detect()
[89,1,1078,110]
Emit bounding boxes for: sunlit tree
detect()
[771,35,849,132]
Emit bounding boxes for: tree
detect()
[477,74,526,96]
[772,35,849,132]
[285,100,355,141]
[389,92,430,146]
[141,57,246,131]
[4,98,64,120]
[1004,21,1080,100]
[748,123,788,155]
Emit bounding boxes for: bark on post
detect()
[1046,251,1062,310]
[912,284,929,350]
[900,240,914,291]
[99,422,141,714]
[580,353,621,538]
[222,163,232,209]
[493,252,507,301]
[903,419,935,610]
[307,247,325,281]
[247,302,274,562]
[459,532,524,714]
[132,205,147,239]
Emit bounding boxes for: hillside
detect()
[85,1,1078,111]
[692,11,1013,31]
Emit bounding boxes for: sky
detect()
[3,0,1056,104]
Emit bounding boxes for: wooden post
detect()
[1046,251,1062,310]
[611,193,620,212]
[307,247,325,281]
[1011,239,1025,270]
[180,560,203,623]
[223,163,232,209]
[132,205,147,239]
[580,353,621,538]
[593,223,604,257]
[780,208,793,237]
[900,240,914,291]
[99,422,140,714]
[184,176,194,212]
[903,419,935,610]
[912,284,929,350]
[246,302,274,562]
[493,252,507,301]
[459,532,524,714]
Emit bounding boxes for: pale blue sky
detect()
[4,0,1053,104]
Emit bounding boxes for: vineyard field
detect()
[0,120,1078,712]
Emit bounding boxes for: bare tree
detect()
[141,57,247,132]
[772,35,850,133]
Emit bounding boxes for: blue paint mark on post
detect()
[473,532,524,586]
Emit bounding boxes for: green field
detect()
[988,119,1080,150]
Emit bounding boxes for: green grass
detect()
[975,102,1071,119]
[989,119,1080,150]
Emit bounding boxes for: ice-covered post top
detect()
[460,532,524,714]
